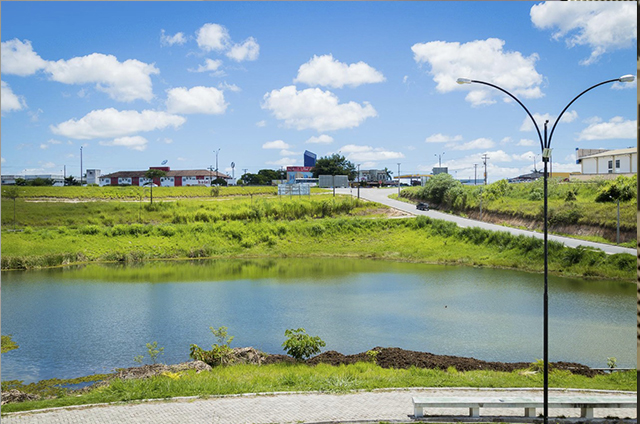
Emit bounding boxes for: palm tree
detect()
[144,169,167,204]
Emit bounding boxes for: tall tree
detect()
[312,154,356,179]
[144,169,167,204]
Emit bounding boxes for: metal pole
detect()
[397,163,401,197]
[616,199,620,244]
[543,121,549,424]
[80,146,83,186]
[357,164,360,199]
[474,164,477,185]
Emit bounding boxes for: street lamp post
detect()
[456,74,635,424]
[397,163,401,197]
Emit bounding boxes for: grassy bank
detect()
[2,362,635,413]
[1,213,634,280]
[400,176,637,241]
[1,194,372,228]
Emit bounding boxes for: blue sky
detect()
[1,1,636,182]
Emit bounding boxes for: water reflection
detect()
[1,259,635,383]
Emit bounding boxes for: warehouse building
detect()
[576,147,637,175]
[99,167,232,187]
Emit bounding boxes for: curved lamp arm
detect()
[457,78,544,152]
[547,78,620,147]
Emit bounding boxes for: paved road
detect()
[3,388,636,424]
[338,187,635,256]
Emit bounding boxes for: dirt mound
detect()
[290,347,601,378]
[1,389,39,405]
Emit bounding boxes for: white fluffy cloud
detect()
[1,81,27,112]
[226,38,260,62]
[166,86,227,115]
[262,140,290,149]
[45,53,159,102]
[294,54,385,88]
[195,23,260,62]
[517,139,536,147]
[196,23,230,52]
[99,136,149,151]
[51,108,186,140]
[191,59,223,73]
[448,137,495,151]
[577,116,635,141]
[530,2,637,65]
[305,134,334,144]
[340,144,404,162]
[425,133,462,143]
[161,30,187,46]
[411,38,543,106]
[262,86,377,132]
[520,110,578,132]
[2,39,159,102]
[1,39,47,76]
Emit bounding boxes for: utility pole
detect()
[357,164,360,199]
[474,164,478,185]
[481,154,489,185]
[208,166,214,186]
[214,149,220,182]
[63,165,66,186]
[80,146,83,186]
[397,163,401,197]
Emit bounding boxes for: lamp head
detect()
[618,74,635,83]
[456,77,472,85]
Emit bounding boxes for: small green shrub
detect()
[134,341,164,365]
[365,349,379,364]
[282,328,326,361]
[189,326,235,366]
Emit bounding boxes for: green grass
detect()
[1,214,635,281]
[1,335,19,353]
[1,194,376,228]
[3,185,282,200]
[1,362,635,413]
[400,178,636,242]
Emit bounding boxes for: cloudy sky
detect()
[1,1,636,182]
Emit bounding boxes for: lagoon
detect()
[1,259,636,383]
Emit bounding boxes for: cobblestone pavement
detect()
[2,388,636,424]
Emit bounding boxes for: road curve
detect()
[336,187,635,256]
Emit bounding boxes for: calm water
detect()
[1,259,636,383]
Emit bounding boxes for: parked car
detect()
[416,202,429,211]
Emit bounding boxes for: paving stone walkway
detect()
[2,388,636,424]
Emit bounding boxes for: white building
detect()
[576,147,636,175]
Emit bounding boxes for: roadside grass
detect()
[390,194,636,248]
[1,362,636,413]
[400,179,636,236]
[4,185,282,200]
[1,215,634,281]
[1,194,375,228]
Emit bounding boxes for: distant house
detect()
[99,167,232,187]
[576,148,636,175]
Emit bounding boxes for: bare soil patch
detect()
[265,347,601,377]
